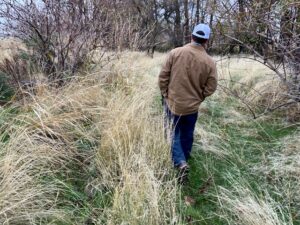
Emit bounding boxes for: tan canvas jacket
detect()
[158,43,217,115]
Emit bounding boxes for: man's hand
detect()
[158,51,173,98]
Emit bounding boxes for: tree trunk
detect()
[281,6,299,100]
[183,0,190,44]
[195,0,200,24]
[174,0,182,47]
[238,0,245,15]
[237,0,245,52]
[200,0,207,23]
[149,0,158,57]
[208,0,216,49]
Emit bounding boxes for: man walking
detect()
[158,24,217,178]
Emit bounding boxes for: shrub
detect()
[0,72,14,103]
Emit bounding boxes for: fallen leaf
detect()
[184,196,196,206]
[198,176,212,194]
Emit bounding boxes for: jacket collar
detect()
[186,43,206,52]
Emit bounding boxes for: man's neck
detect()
[191,41,201,46]
[191,41,207,50]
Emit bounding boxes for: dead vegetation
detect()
[0,52,182,224]
[216,56,300,120]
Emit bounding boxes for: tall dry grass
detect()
[0,79,105,223]
[253,134,300,220]
[94,70,180,224]
[0,51,180,224]
[215,56,298,118]
[217,176,293,225]
[0,38,26,62]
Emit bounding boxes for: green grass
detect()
[181,96,299,225]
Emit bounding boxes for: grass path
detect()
[180,91,299,224]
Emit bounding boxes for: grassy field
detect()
[0,45,299,224]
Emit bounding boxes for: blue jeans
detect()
[164,102,198,167]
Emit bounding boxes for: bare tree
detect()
[0,0,113,82]
[130,0,161,56]
[216,0,300,108]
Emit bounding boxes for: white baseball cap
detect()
[192,24,211,40]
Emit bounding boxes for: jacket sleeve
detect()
[203,63,218,98]
[158,52,173,98]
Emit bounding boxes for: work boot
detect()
[177,163,189,185]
